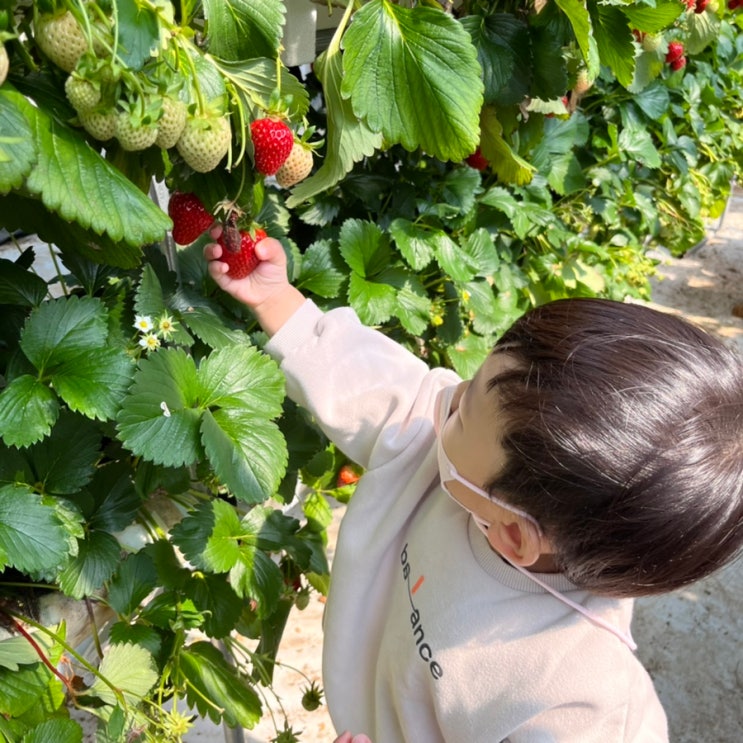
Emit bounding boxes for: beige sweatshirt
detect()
[265,300,668,743]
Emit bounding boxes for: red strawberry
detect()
[670,56,687,71]
[666,42,685,63]
[219,228,267,279]
[336,464,361,487]
[694,0,710,11]
[465,148,489,171]
[168,192,213,245]
[250,118,294,175]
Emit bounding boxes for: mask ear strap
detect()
[504,557,638,651]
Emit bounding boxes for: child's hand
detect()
[205,225,306,337]
[204,226,289,310]
[333,733,372,743]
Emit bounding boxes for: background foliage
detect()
[0,0,741,741]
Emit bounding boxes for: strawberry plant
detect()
[0,0,741,741]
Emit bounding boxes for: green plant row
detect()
[0,1,741,741]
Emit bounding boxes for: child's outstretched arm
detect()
[204,228,305,337]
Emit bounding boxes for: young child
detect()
[205,235,743,742]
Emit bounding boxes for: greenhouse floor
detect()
[2,190,741,743]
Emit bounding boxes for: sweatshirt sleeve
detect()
[264,300,459,470]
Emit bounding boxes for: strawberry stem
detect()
[2,611,74,692]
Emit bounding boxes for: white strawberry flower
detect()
[134,315,154,333]
[157,313,176,338]
[138,333,161,351]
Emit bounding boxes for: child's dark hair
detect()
[487,298,743,598]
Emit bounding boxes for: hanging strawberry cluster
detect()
[30,1,317,183]
[33,4,232,172]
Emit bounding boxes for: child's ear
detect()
[488,518,547,567]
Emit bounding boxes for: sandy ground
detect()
[187,188,743,743]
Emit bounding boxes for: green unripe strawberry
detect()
[65,73,101,113]
[79,109,116,141]
[35,11,88,73]
[176,113,231,173]
[116,111,158,151]
[155,96,187,149]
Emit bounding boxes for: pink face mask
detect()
[434,385,638,651]
[436,428,542,535]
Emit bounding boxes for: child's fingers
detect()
[203,242,223,262]
[254,236,285,263]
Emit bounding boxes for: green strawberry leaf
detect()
[0,86,36,193]
[432,231,480,282]
[171,500,242,573]
[554,0,600,79]
[116,348,205,467]
[178,306,243,350]
[19,297,133,421]
[0,635,48,672]
[338,219,389,277]
[461,12,531,106]
[118,345,287,502]
[395,284,433,337]
[285,29,383,208]
[462,280,502,336]
[20,718,83,743]
[341,1,483,161]
[58,529,120,599]
[462,228,501,278]
[229,543,283,615]
[347,273,396,326]
[479,106,536,186]
[0,375,59,448]
[86,461,143,533]
[26,410,101,495]
[0,484,69,574]
[179,641,262,728]
[185,571,243,639]
[6,89,169,250]
[106,552,159,616]
[619,120,661,169]
[204,0,285,61]
[212,58,309,120]
[0,193,145,269]
[0,256,49,307]
[446,331,494,380]
[21,296,108,368]
[623,0,684,34]
[389,219,435,271]
[685,10,720,56]
[591,4,636,89]
[0,635,64,717]
[198,344,284,419]
[115,0,161,70]
[202,410,287,503]
[295,240,346,299]
[88,643,158,707]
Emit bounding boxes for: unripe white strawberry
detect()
[573,68,593,97]
[65,73,101,113]
[35,11,88,73]
[0,45,8,87]
[641,34,663,53]
[79,109,116,140]
[176,113,231,173]
[275,142,314,188]
[116,110,158,151]
[155,96,187,149]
